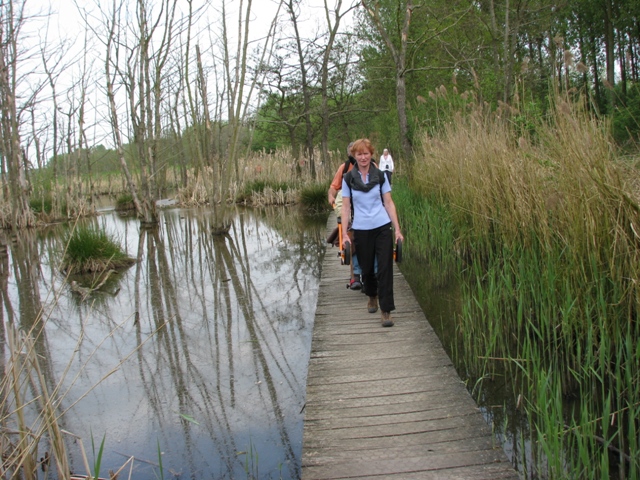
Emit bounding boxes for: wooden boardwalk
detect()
[301,216,519,479]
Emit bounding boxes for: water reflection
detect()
[1,206,325,479]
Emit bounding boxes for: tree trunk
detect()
[320,1,355,168]
[287,0,317,179]
[590,33,603,112]
[362,0,415,165]
[617,30,627,97]
[604,0,615,87]
[0,1,35,229]
[105,2,148,224]
[395,72,412,164]
[488,0,502,101]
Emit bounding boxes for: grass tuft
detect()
[115,193,135,211]
[62,226,136,275]
[299,182,332,213]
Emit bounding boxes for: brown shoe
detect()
[381,311,394,327]
[367,296,378,313]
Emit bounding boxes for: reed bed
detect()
[0,147,341,226]
[177,147,340,207]
[408,94,640,478]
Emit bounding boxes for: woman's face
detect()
[354,149,372,168]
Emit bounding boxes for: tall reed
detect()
[409,93,640,477]
[177,147,341,206]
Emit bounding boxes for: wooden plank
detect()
[302,214,519,479]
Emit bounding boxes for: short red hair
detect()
[350,138,374,156]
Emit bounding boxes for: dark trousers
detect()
[385,171,393,184]
[354,223,395,312]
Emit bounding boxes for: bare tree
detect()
[285,0,319,178]
[225,0,253,190]
[216,0,281,223]
[0,0,36,229]
[319,0,358,167]
[103,0,178,226]
[104,0,146,221]
[76,29,96,211]
[182,0,208,183]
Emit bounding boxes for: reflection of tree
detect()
[227,216,306,394]
[0,233,12,370]
[133,223,239,475]
[0,229,72,478]
[10,230,57,392]
[216,231,300,478]
[129,208,319,478]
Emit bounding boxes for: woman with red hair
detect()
[341,139,404,327]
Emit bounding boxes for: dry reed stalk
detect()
[4,325,39,480]
[25,332,70,478]
[177,147,336,207]
[0,302,165,480]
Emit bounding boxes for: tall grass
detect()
[408,93,640,478]
[299,182,332,214]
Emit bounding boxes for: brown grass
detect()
[413,95,640,264]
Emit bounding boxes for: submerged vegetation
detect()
[398,90,640,478]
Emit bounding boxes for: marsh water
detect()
[400,260,530,478]
[2,205,326,479]
[2,204,530,480]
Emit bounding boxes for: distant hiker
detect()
[379,148,394,184]
[328,143,363,289]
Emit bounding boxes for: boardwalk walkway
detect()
[301,215,519,479]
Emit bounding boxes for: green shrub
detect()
[612,82,640,148]
[30,195,54,214]
[299,183,331,213]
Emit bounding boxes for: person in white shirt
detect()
[379,148,394,184]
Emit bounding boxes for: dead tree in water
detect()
[104,0,178,226]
